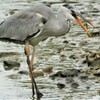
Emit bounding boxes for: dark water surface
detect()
[0,0,100,100]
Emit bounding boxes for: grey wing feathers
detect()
[0,7,46,41]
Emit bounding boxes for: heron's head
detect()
[60,3,94,36]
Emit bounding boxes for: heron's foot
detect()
[37,91,43,100]
[32,95,35,100]
[32,87,35,96]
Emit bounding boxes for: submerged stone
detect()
[18,70,28,75]
[33,70,44,78]
[91,31,100,37]
[79,73,88,79]
[42,65,53,74]
[57,83,65,89]
[93,69,100,77]
[62,69,80,77]
[50,69,80,79]
[7,74,20,79]
[3,60,20,70]
[66,77,74,83]
[71,82,79,88]
[0,52,20,58]
[76,52,100,67]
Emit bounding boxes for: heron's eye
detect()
[71,10,77,17]
[41,17,47,24]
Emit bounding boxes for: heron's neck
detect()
[57,7,67,20]
[33,3,55,18]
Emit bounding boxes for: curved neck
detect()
[33,3,55,18]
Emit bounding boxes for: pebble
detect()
[93,69,100,77]
[79,73,88,79]
[33,70,44,78]
[57,83,65,89]
[49,69,80,79]
[71,82,79,88]
[42,66,53,74]
[62,69,80,77]
[69,54,77,59]
[3,60,20,70]
[18,70,28,75]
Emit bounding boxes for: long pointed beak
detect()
[73,15,92,36]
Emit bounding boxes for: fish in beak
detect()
[71,10,94,36]
[63,4,94,36]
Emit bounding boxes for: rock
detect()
[57,83,65,89]
[86,86,90,90]
[63,40,69,44]
[33,70,44,78]
[79,73,88,79]
[79,41,89,46]
[71,82,79,88]
[18,70,28,75]
[93,69,100,77]
[76,58,88,67]
[69,54,77,59]
[66,77,74,83]
[70,43,76,46]
[42,66,53,74]
[90,58,100,67]
[49,71,67,79]
[3,60,20,70]
[91,31,100,37]
[86,52,100,67]
[62,69,80,77]
[97,89,100,95]
[0,52,20,58]
[9,9,18,15]
[7,74,20,79]
[49,69,80,79]
[76,52,100,67]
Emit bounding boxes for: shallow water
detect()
[0,0,100,100]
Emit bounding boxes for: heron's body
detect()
[0,3,70,46]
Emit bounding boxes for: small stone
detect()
[9,9,18,15]
[93,70,100,77]
[71,82,79,88]
[49,69,80,79]
[86,86,90,90]
[70,43,76,46]
[18,71,28,75]
[66,77,74,83]
[76,58,88,67]
[49,71,67,79]
[79,41,89,46]
[63,40,69,44]
[79,73,88,79]
[42,66,53,74]
[57,83,65,89]
[86,52,100,67]
[0,52,20,58]
[91,31,100,37]
[7,74,20,79]
[3,60,20,70]
[97,89,100,95]
[69,54,77,59]
[62,69,80,77]
[33,70,44,78]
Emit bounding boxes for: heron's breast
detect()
[51,23,68,36]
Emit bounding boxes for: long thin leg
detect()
[24,41,35,97]
[24,41,43,99]
[31,48,43,99]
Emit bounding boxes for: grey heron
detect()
[0,3,93,99]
